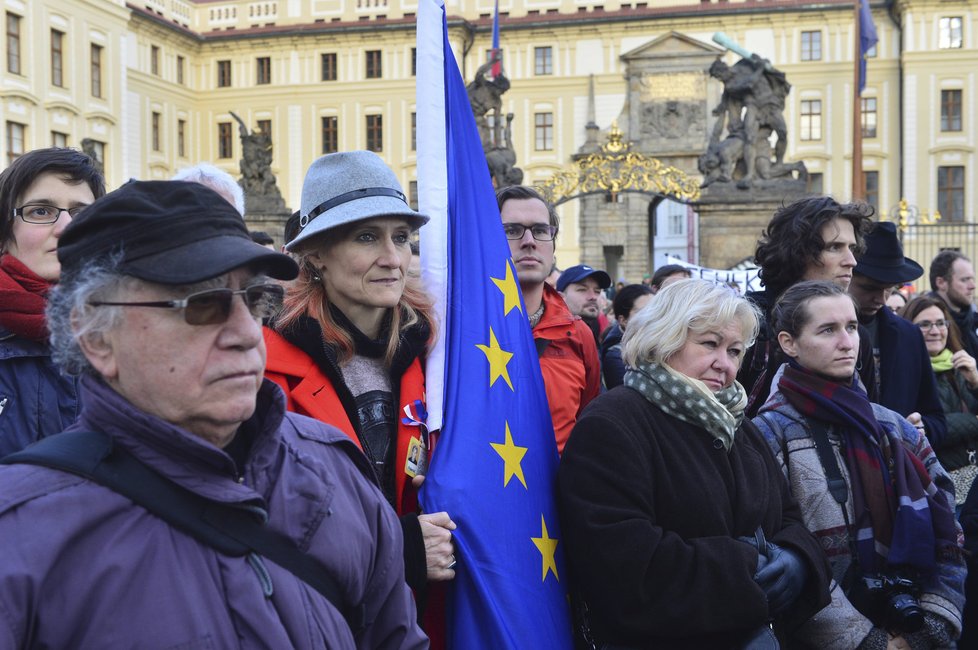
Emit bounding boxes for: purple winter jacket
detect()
[0,376,429,649]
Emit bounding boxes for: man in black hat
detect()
[0,181,427,649]
[849,221,947,446]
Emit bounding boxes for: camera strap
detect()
[806,420,864,573]
[807,420,849,507]
[1,429,366,633]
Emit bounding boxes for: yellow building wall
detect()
[2,0,976,266]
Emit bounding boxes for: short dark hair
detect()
[902,294,963,353]
[929,250,969,292]
[754,196,873,297]
[650,264,692,290]
[495,185,559,235]
[771,280,857,338]
[612,283,654,320]
[0,147,105,247]
[249,230,274,246]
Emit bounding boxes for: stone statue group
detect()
[699,55,807,189]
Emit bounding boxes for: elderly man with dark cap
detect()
[849,221,947,448]
[0,181,428,649]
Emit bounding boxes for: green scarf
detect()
[931,348,953,373]
[623,361,747,452]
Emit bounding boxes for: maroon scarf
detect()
[0,254,53,341]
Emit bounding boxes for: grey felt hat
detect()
[287,151,429,251]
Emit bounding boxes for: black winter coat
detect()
[558,386,831,649]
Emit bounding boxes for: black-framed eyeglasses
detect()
[502,223,557,242]
[916,319,948,331]
[89,284,285,326]
[13,203,88,224]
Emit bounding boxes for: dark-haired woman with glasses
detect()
[0,148,104,456]
[903,295,978,505]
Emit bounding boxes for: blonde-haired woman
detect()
[263,151,454,639]
[558,278,830,648]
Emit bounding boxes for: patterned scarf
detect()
[778,363,958,576]
[930,348,953,373]
[624,361,746,452]
[0,254,52,341]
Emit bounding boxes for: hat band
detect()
[300,187,407,228]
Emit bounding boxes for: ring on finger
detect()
[447,558,457,570]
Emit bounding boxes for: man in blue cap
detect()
[849,221,947,448]
[557,263,612,346]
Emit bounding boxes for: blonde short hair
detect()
[622,278,760,367]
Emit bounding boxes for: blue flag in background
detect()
[415,0,573,646]
[491,0,501,77]
[858,0,878,93]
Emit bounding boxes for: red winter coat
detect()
[263,327,428,516]
[535,284,601,453]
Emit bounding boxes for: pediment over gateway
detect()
[621,31,724,62]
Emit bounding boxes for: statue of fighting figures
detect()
[700,37,807,189]
[467,51,523,187]
[229,111,287,215]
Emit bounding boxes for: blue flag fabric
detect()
[859,0,878,93]
[416,1,573,647]
[491,0,501,77]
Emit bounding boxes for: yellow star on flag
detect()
[531,514,560,582]
[491,261,523,316]
[490,421,528,488]
[475,327,514,390]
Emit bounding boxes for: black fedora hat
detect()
[854,221,923,284]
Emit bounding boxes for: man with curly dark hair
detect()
[739,195,876,417]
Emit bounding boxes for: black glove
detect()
[900,612,955,649]
[754,542,808,615]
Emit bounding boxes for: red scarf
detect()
[0,254,53,341]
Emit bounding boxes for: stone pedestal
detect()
[695,180,809,269]
[244,209,291,248]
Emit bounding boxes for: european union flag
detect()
[858,0,878,93]
[415,0,573,647]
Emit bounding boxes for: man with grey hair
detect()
[173,162,246,215]
[0,181,427,649]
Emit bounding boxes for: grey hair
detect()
[622,278,761,367]
[46,253,135,376]
[172,163,245,216]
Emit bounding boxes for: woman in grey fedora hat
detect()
[263,151,455,632]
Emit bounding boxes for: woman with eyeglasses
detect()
[754,281,964,649]
[902,295,978,503]
[262,151,454,644]
[0,148,104,456]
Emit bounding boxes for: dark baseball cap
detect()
[557,264,612,292]
[58,180,298,284]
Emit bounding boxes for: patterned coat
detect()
[753,365,965,649]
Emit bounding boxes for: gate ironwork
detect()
[897,222,978,290]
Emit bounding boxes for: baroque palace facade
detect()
[1,0,976,269]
